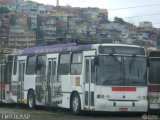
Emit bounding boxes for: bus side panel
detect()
[4,84,11,103]
[58,75,70,108]
[11,81,18,103]
[23,75,36,104]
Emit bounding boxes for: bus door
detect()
[17,61,25,102]
[46,58,57,105]
[84,57,95,110]
[0,64,5,102]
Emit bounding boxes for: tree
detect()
[114,17,126,24]
[0,6,10,13]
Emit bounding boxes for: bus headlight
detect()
[97,94,110,99]
[97,94,105,99]
[97,94,101,98]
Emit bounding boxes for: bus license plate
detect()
[119,108,128,111]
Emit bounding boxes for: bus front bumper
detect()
[94,99,148,112]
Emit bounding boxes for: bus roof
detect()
[14,43,92,56]
[13,43,144,56]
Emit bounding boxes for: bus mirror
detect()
[147,58,150,67]
[94,56,99,65]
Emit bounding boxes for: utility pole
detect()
[57,0,59,6]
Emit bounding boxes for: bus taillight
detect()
[148,85,160,92]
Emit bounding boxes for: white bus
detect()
[3,43,148,114]
[147,49,160,111]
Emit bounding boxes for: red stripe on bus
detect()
[0,83,5,89]
[112,87,136,92]
[148,85,160,92]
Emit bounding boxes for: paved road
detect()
[0,106,158,120]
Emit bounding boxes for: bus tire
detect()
[27,90,35,109]
[71,93,81,115]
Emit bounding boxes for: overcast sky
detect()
[30,0,160,28]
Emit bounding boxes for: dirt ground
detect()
[0,105,159,120]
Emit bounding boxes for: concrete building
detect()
[139,21,153,28]
[9,25,36,48]
[0,14,10,51]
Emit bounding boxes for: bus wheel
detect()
[71,93,81,115]
[27,91,35,109]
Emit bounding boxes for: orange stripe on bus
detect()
[112,87,136,92]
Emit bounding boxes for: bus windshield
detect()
[148,59,160,84]
[96,55,147,86]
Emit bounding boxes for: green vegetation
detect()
[0,6,10,13]
[114,17,126,24]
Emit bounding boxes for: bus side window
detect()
[13,56,17,75]
[0,65,4,83]
[71,53,82,75]
[58,53,70,75]
[2,65,6,83]
[91,59,95,83]
[26,56,36,75]
[85,59,89,83]
[6,62,12,84]
[36,55,46,75]
[52,61,56,76]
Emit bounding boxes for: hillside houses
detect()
[0,0,159,51]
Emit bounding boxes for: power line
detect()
[123,12,160,19]
[108,4,159,10]
[109,12,160,21]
